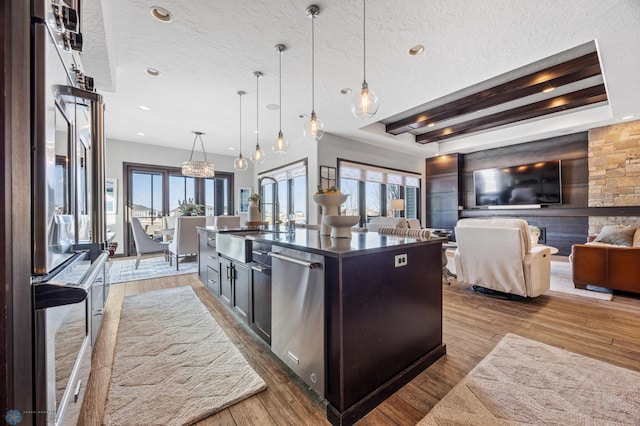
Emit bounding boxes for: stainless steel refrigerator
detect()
[31,1,109,424]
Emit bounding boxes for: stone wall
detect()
[588,119,640,235]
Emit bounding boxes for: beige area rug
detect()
[104,286,266,425]
[419,333,640,425]
[445,255,613,301]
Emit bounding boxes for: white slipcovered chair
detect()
[161,215,177,242]
[214,215,241,229]
[367,217,408,233]
[454,218,551,298]
[168,216,206,270]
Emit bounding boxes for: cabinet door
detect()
[219,257,232,306]
[233,262,249,322]
[197,230,209,282]
[250,264,271,344]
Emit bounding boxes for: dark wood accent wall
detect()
[426,153,462,235]
[459,133,589,255]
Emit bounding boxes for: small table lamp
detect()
[390,199,405,217]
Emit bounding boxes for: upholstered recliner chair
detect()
[454,218,551,297]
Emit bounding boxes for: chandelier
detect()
[182,131,215,177]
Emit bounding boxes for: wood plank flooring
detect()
[80,266,640,425]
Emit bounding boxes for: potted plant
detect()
[177,198,203,216]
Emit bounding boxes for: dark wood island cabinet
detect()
[197,227,445,426]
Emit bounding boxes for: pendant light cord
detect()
[363,0,367,83]
[279,49,283,131]
[256,73,260,148]
[239,93,243,155]
[311,14,315,114]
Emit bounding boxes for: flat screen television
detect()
[474,160,562,206]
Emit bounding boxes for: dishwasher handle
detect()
[268,252,321,269]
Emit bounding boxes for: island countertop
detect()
[252,228,442,258]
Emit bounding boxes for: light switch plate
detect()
[395,254,407,267]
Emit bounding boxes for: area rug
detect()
[548,260,613,301]
[104,286,266,425]
[418,333,640,425]
[109,255,198,283]
[445,255,613,301]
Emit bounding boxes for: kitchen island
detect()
[197,227,445,426]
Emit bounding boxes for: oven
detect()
[33,251,109,426]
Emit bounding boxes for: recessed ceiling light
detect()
[138,105,150,111]
[266,104,280,111]
[408,45,425,56]
[340,88,352,95]
[299,114,308,119]
[150,6,172,23]
[228,147,235,150]
[145,68,161,77]
[137,132,145,136]
[427,123,435,127]
[621,115,634,120]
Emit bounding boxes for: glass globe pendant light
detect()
[351,0,379,119]
[272,44,289,155]
[250,71,266,165]
[303,5,324,142]
[233,90,248,172]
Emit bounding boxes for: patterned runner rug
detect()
[418,333,639,425]
[104,286,266,425]
[109,255,198,283]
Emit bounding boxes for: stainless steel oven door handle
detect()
[268,252,321,269]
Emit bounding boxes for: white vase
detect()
[248,201,260,223]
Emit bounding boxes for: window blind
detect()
[259,161,307,184]
[339,160,421,187]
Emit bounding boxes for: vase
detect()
[312,194,348,235]
[248,201,261,223]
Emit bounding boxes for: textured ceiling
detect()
[80,0,640,160]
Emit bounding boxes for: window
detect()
[259,160,307,224]
[338,159,421,224]
[124,163,234,254]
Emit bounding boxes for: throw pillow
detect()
[594,225,637,246]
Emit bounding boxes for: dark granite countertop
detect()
[247,228,441,258]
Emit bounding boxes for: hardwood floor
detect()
[80,269,640,425]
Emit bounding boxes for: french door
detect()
[124,163,233,255]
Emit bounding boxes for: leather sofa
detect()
[571,226,640,294]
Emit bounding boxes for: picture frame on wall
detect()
[239,187,251,213]
[106,178,117,214]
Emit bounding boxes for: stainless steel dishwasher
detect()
[269,247,325,397]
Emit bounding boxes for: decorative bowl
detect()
[313,193,349,235]
[323,215,360,238]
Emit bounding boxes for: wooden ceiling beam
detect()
[386,52,601,135]
[415,84,607,144]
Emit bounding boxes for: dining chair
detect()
[168,216,206,270]
[130,217,169,269]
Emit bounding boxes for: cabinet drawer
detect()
[250,242,272,266]
[207,266,220,296]
[205,252,218,269]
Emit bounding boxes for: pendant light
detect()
[250,71,266,164]
[182,131,215,177]
[351,0,379,119]
[303,5,324,142]
[272,44,289,155]
[233,90,248,172]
